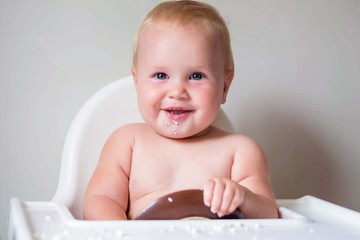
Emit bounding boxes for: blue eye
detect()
[190,73,203,80]
[155,72,168,80]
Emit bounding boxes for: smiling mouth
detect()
[163,107,192,120]
[164,107,191,115]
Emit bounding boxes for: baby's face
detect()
[133,23,231,139]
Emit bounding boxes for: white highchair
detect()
[8,76,360,240]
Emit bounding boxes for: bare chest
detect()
[127,139,234,218]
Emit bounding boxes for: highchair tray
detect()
[9,195,360,240]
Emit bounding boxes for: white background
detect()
[1,0,359,238]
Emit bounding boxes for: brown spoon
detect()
[134,189,244,220]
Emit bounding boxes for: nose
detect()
[167,80,189,100]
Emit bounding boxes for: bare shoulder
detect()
[109,123,145,138]
[212,127,263,155]
[217,130,269,180]
[98,123,146,172]
[231,134,264,158]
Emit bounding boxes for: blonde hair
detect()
[132,0,234,73]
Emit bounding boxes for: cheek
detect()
[137,84,155,102]
[136,86,150,114]
[197,85,223,106]
[137,86,162,113]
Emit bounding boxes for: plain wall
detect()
[1,0,359,238]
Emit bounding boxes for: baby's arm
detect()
[83,126,133,220]
[203,136,278,218]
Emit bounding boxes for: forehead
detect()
[136,22,224,71]
[138,21,219,47]
[141,23,221,54]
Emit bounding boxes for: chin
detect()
[161,132,191,139]
[155,128,193,139]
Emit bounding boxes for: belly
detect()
[127,155,232,219]
[127,190,168,220]
[127,182,205,219]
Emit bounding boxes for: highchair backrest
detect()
[52,75,233,219]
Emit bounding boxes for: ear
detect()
[131,66,137,84]
[221,69,234,104]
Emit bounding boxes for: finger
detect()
[203,180,215,207]
[219,184,235,215]
[228,198,241,214]
[228,186,246,213]
[210,180,225,214]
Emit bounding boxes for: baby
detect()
[84,0,278,220]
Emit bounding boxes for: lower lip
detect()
[164,110,191,121]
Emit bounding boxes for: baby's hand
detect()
[203,178,246,218]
